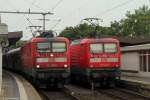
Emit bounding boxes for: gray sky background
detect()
[0,0,149,40]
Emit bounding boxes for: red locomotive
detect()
[70,38,120,87]
[4,37,70,88]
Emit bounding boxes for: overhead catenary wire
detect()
[95,0,134,17]
[2,0,30,31]
[21,0,47,12]
[51,19,61,30]
[5,0,35,27]
[26,18,34,26]
[26,18,43,37]
[53,0,89,31]
[57,0,134,31]
[54,0,134,34]
[51,0,64,11]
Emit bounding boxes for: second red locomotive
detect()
[70,38,120,87]
[4,37,70,88]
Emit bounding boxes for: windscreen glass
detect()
[52,42,66,52]
[90,44,103,53]
[104,43,117,53]
[37,42,51,52]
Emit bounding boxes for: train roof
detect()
[30,37,69,43]
[71,38,119,45]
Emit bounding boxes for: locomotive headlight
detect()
[36,65,40,68]
[64,64,68,68]
[50,54,54,57]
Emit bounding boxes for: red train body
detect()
[70,38,120,86]
[4,37,70,87]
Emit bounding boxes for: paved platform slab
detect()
[0,70,42,100]
[121,75,150,97]
[0,71,20,100]
[121,75,150,88]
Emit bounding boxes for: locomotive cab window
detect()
[52,42,66,52]
[90,43,103,53]
[37,42,51,52]
[104,43,117,53]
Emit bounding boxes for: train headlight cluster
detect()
[36,65,40,68]
[64,64,68,68]
[50,54,54,57]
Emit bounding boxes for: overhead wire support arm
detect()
[0,11,53,15]
[0,10,54,32]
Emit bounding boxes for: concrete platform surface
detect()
[121,75,150,97]
[121,75,150,87]
[0,70,42,100]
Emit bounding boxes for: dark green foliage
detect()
[59,23,111,40]
[110,5,150,37]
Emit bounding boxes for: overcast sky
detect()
[0,0,149,40]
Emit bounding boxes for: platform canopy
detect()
[8,31,22,46]
[99,35,150,47]
[117,36,150,46]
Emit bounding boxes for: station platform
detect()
[0,70,42,100]
[121,75,150,97]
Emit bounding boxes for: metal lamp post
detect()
[0,22,8,93]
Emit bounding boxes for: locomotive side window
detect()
[37,42,51,52]
[104,43,117,53]
[90,44,103,53]
[52,42,66,52]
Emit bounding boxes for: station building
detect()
[121,44,150,78]
[116,36,150,78]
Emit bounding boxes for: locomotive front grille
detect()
[36,68,70,79]
[90,68,121,78]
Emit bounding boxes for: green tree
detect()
[59,23,111,40]
[111,5,150,37]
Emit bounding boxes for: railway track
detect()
[63,85,122,100]
[97,87,150,100]
[40,84,150,100]
[40,88,79,100]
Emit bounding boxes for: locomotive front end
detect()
[33,38,70,87]
[88,40,120,85]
